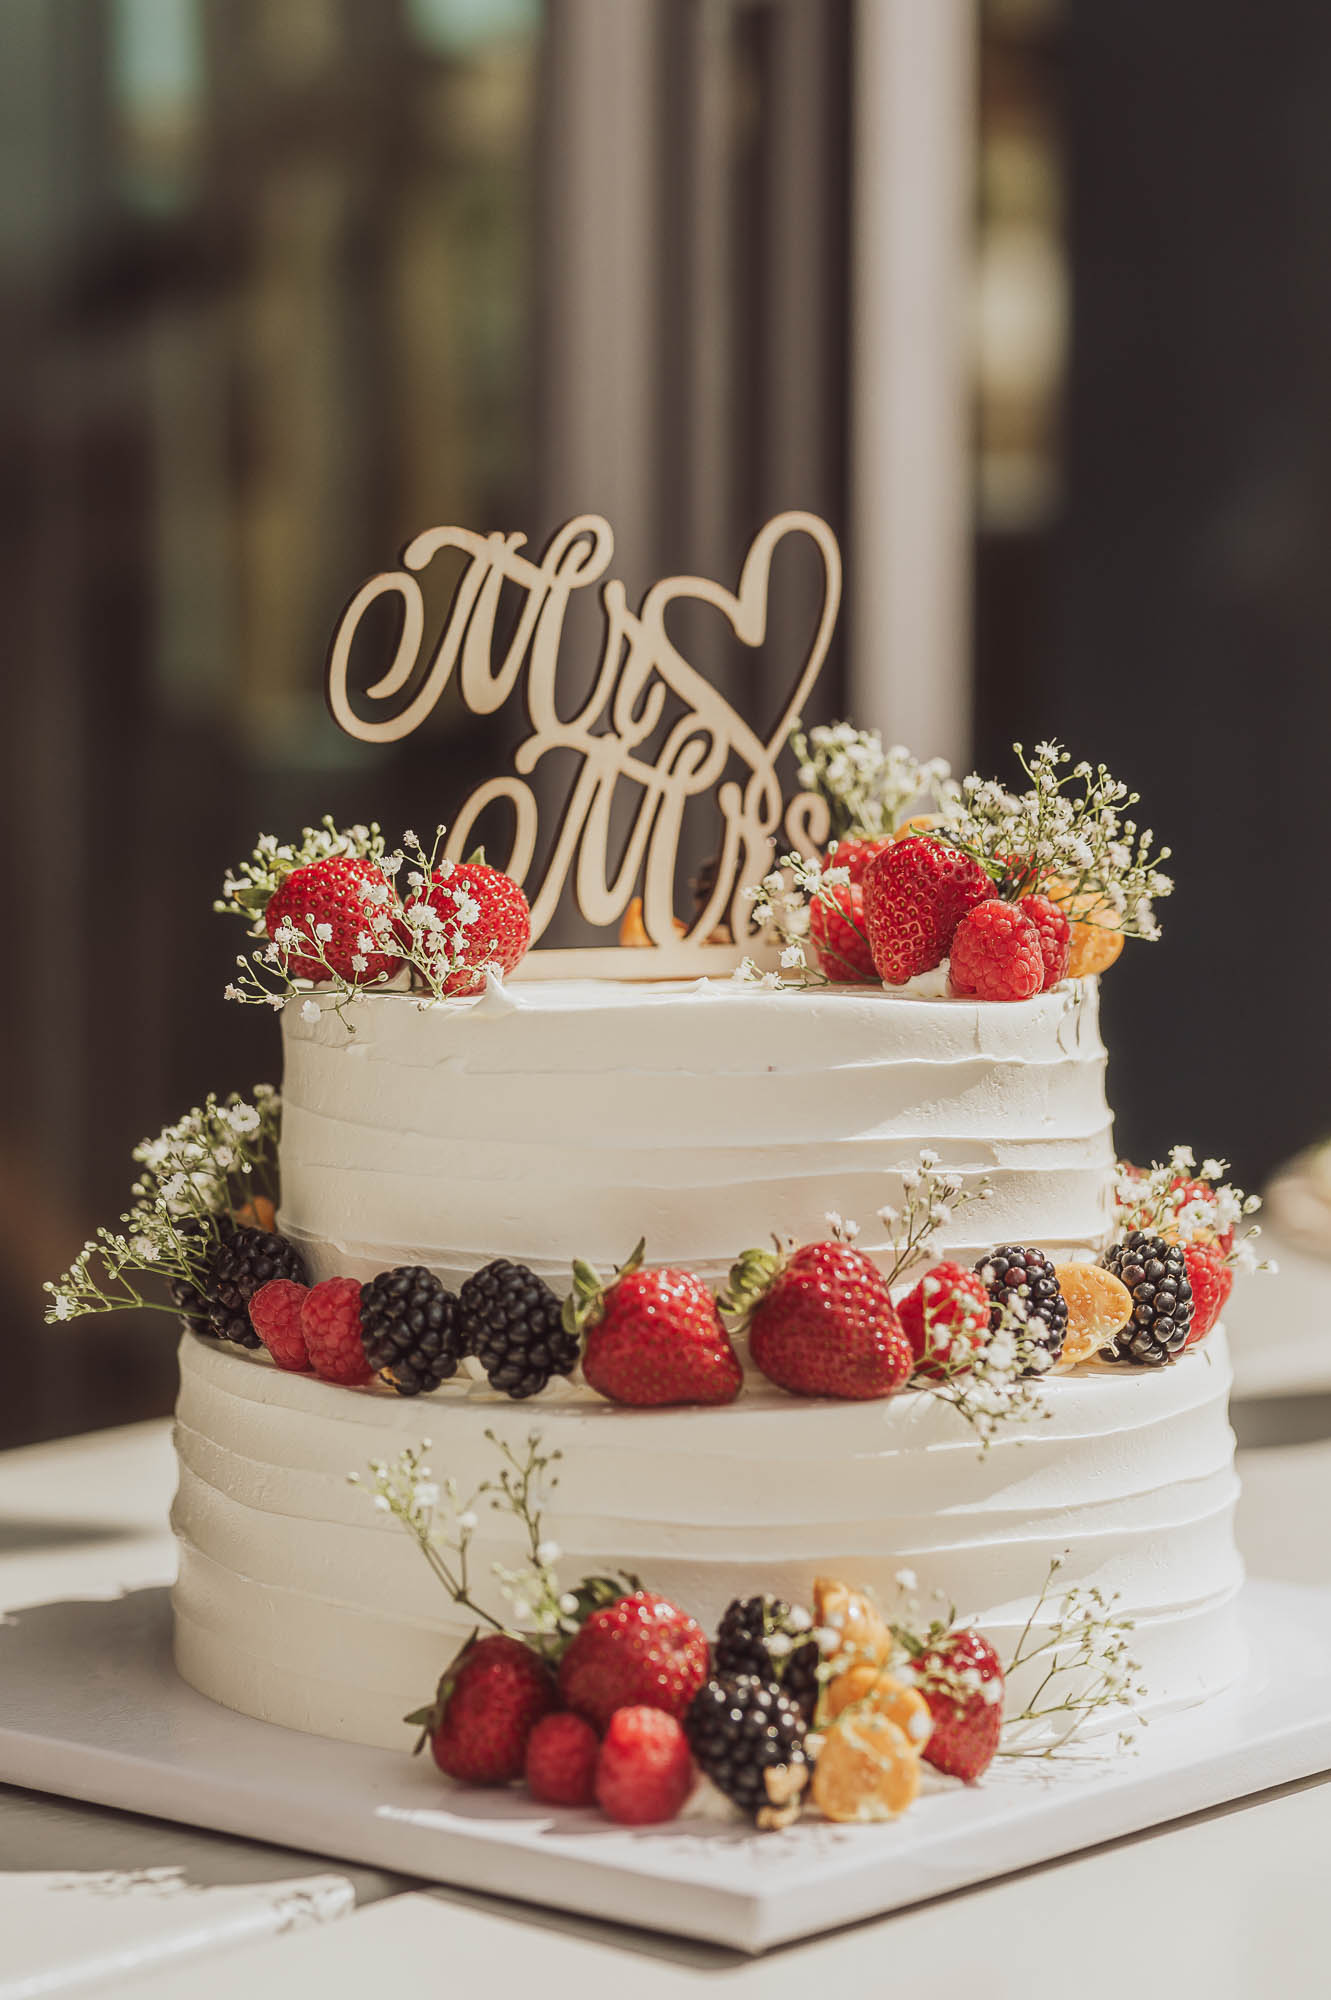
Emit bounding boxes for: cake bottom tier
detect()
[171,1333,1246,1752]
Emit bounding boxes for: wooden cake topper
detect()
[325,511,840,978]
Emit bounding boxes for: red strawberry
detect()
[524,1711,601,1807]
[248,1278,311,1371]
[412,1634,558,1787]
[595,1706,695,1826]
[810,881,876,983]
[557,1591,710,1730]
[730,1241,913,1401]
[1183,1239,1233,1346]
[896,1261,992,1379]
[407,858,531,997]
[568,1250,742,1408]
[863,837,990,985]
[825,836,892,885]
[914,1628,1005,1782]
[1019,893,1071,989]
[266,857,403,986]
[949,899,1045,1002]
[300,1276,373,1385]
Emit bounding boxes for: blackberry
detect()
[459,1259,578,1399]
[685,1675,810,1825]
[169,1218,217,1339]
[714,1596,821,1723]
[975,1244,1068,1367]
[206,1227,307,1347]
[360,1266,465,1396]
[1101,1231,1194,1366]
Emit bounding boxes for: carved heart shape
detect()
[635,510,843,774]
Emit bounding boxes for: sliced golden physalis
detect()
[1049,885,1125,978]
[812,1576,893,1673]
[1054,1262,1132,1366]
[821,1662,933,1752]
[811,1709,921,1823]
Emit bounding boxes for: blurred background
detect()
[3,0,1329,1446]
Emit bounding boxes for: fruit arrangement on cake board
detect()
[22,509,1331,1948]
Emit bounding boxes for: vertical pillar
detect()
[850,0,975,769]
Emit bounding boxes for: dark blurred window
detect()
[0,0,850,1445]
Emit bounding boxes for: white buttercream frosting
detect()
[276,977,1114,1289]
[170,973,1244,1755]
[172,1331,1244,1751]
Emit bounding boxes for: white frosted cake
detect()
[50,512,1251,1829]
[276,976,1115,1289]
[169,975,1245,1749]
[173,1326,1241,1750]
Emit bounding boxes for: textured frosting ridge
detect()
[171,1332,1245,1750]
[276,977,1114,1289]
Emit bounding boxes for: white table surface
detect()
[3,1416,1331,1996]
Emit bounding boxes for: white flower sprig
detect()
[941,740,1174,940]
[221,826,503,1019]
[733,851,855,989]
[1112,1146,1271,1275]
[351,1432,637,1661]
[789,721,957,843]
[920,1293,1055,1449]
[844,1157,1052,1448]
[998,1556,1147,1757]
[44,1086,281,1324]
[878,1151,989,1288]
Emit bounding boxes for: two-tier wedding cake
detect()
[51,512,1263,1829]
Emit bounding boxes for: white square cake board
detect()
[2,1582,1330,1955]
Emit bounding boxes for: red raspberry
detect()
[809,881,876,983]
[825,836,892,885]
[949,899,1045,1002]
[594,1706,695,1825]
[266,856,403,986]
[863,837,990,985]
[896,1261,992,1379]
[248,1278,311,1371]
[525,1711,600,1807]
[1020,893,1071,989]
[557,1591,710,1730]
[1183,1240,1233,1346]
[300,1276,373,1385]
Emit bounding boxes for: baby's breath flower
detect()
[879,1154,984,1287]
[742,848,873,990]
[354,1432,641,1667]
[1112,1151,1271,1275]
[44,1088,282,1325]
[790,721,957,841]
[941,741,1173,942]
[998,1557,1148,1757]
